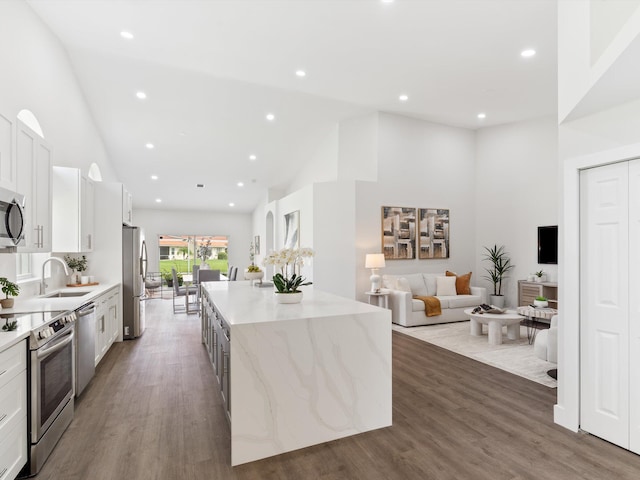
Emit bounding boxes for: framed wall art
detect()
[254,235,261,255]
[284,210,300,249]
[418,208,450,259]
[381,206,416,260]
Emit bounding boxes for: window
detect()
[158,234,228,275]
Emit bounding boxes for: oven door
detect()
[31,327,75,443]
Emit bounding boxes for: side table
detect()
[365,291,390,309]
[516,305,557,344]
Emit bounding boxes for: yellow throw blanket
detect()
[414,295,442,317]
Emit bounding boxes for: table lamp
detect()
[365,253,386,293]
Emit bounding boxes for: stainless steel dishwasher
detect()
[75,301,97,397]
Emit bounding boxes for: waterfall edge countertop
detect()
[200,281,393,466]
[0,283,120,352]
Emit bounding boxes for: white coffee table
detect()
[464,308,525,345]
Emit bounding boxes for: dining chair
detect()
[171,268,198,313]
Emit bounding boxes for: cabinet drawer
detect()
[0,342,26,391]
[0,371,27,441]
[0,414,27,480]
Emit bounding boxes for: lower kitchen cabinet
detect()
[0,340,27,480]
[94,286,121,366]
[201,291,230,420]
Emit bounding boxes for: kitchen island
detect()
[200,282,392,466]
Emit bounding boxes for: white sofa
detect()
[383,273,487,327]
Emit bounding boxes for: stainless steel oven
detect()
[0,186,25,248]
[23,310,76,475]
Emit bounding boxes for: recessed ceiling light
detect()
[179,131,187,136]
[381,0,394,3]
[229,202,235,207]
[477,113,486,119]
[521,49,536,58]
[399,94,409,102]
[155,198,162,203]
[136,91,147,99]
[266,113,275,121]
[145,143,154,149]
[120,31,134,40]
[237,182,244,187]
[151,175,158,180]
[249,154,257,161]
[295,70,306,77]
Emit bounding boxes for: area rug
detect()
[393,321,557,388]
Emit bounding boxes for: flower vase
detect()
[200,262,210,270]
[274,291,303,304]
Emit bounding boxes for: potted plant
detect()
[482,244,515,308]
[64,254,88,284]
[245,241,264,284]
[0,277,20,309]
[162,270,183,287]
[263,247,314,303]
[533,295,549,308]
[534,270,545,283]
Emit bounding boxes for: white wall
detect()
[0,0,116,286]
[135,208,253,276]
[558,1,640,434]
[475,116,559,305]
[354,113,477,301]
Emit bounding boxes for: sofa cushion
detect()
[411,298,429,312]
[422,274,438,296]
[445,270,472,295]
[395,277,412,293]
[436,276,457,296]
[446,295,483,308]
[405,273,429,297]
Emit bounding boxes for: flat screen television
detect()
[538,225,558,265]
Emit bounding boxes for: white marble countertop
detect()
[0,283,120,352]
[201,281,383,326]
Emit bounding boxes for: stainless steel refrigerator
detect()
[122,225,146,339]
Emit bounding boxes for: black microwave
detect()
[0,187,25,248]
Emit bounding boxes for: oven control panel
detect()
[30,311,76,349]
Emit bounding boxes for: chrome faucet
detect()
[41,257,70,295]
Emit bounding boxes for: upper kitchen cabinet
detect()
[52,166,94,252]
[16,119,52,252]
[0,112,16,190]
[122,185,133,226]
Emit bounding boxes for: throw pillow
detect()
[446,270,472,295]
[436,276,457,296]
[395,277,412,293]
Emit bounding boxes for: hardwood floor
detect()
[36,298,640,479]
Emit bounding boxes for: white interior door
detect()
[629,159,640,453]
[580,161,630,448]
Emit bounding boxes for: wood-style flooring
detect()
[36,298,640,479]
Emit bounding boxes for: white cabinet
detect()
[0,340,28,480]
[16,120,52,252]
[0,112,16,190]
[52,166,95,252]
[122,186,133,226]
[94,287,121,366]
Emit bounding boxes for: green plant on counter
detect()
[247,264,262,273]
[0,277,19,299]
[535,270,544,278]
[535,296,547,301]
[64,254,88,273]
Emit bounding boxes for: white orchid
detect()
[263,247,315,293]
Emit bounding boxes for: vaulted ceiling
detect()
[28,0,557,212]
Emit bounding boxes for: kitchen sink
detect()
[42,291,89,298]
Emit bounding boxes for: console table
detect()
[518,280,558,308]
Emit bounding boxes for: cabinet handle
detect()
[0,412,6,423]
[88,233,92,250]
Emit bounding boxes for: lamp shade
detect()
[365,253,386,269]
